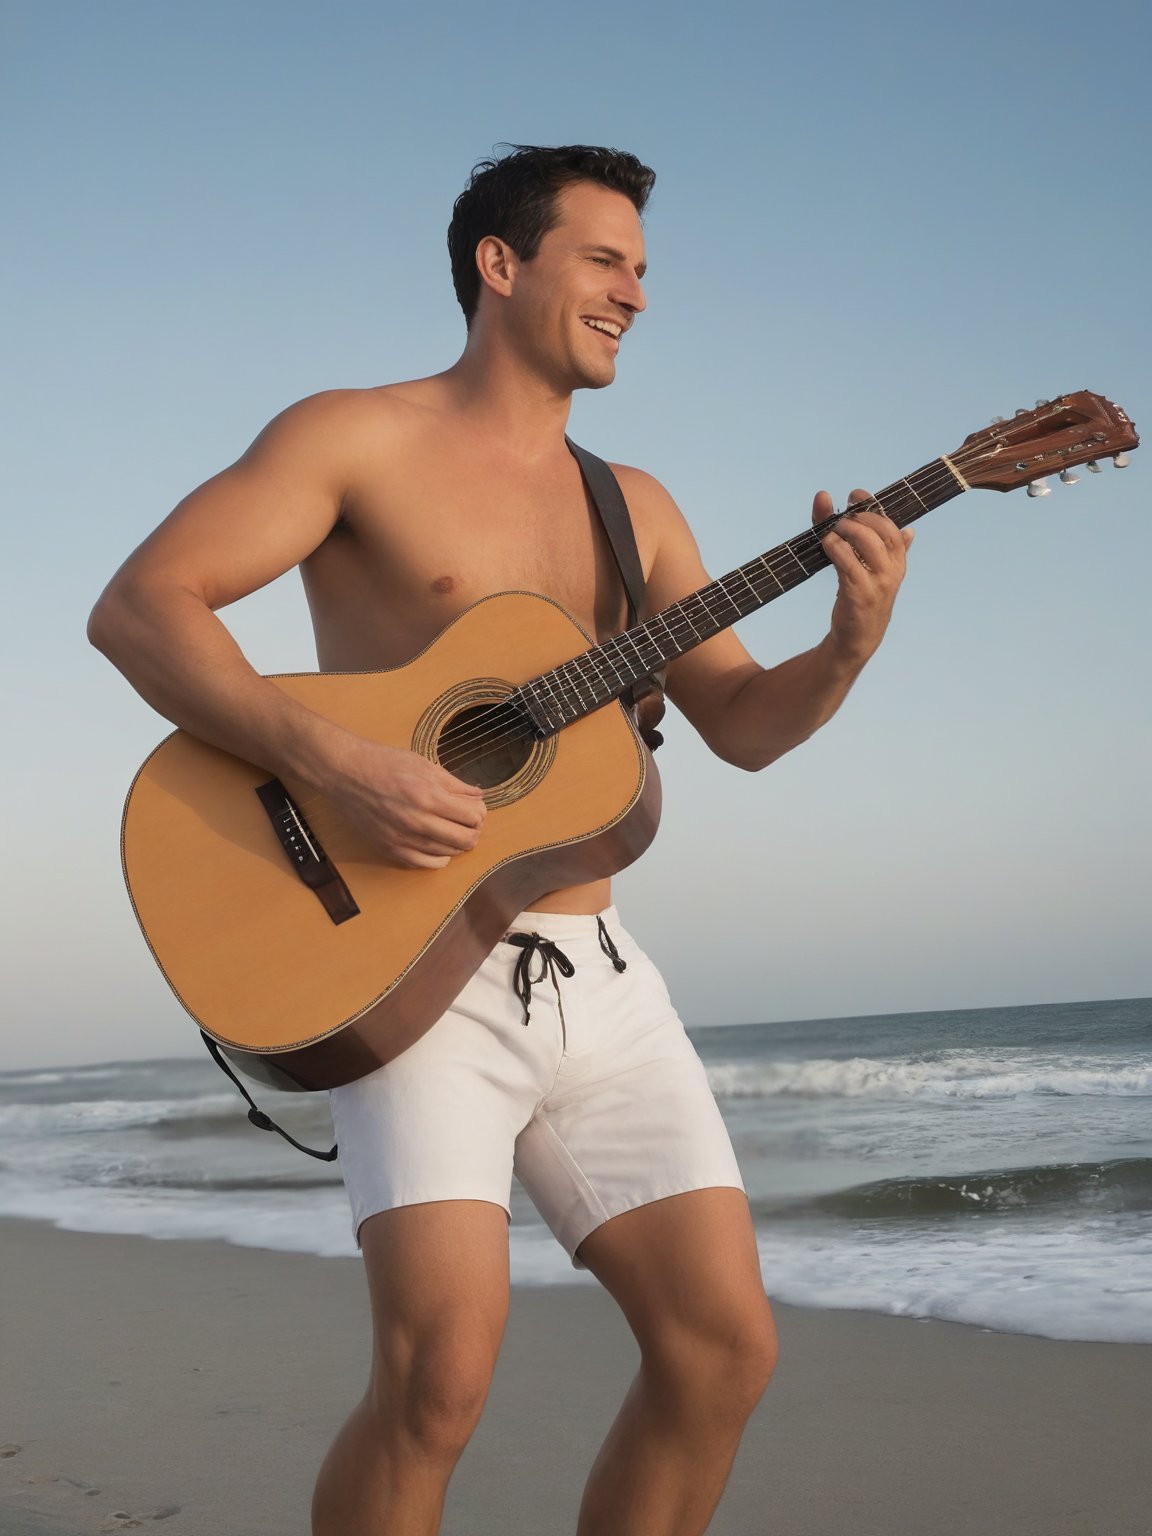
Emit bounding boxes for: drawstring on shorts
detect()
[505,915,627,1025]
[596,915,628,973]
[505,934,575,1025]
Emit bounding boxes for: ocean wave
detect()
[0,1094,244,1136]
[0,1183,359,1259]
[757,1215,1152,1344]
[705,1052,1152,1101]
[0,1067,132,1087]
[764,1156,1152,1222]
[113,1173,341,1193]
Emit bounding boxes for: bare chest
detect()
[300,447,631,671]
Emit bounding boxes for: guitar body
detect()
[122,592,660,1091]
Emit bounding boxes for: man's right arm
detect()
[88,392,485,868]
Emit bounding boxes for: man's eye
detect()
[591,256,611,266]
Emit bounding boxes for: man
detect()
[89,144,912,1535]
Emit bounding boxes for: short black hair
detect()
[448,144,656,326]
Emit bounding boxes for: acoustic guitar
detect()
[120,391,1138,1091]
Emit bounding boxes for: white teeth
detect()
[584,318,621,338]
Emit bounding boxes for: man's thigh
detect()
[359,1200,511,1385]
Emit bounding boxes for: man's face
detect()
[503,180,648,392]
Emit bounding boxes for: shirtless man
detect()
[88,145,912,1536]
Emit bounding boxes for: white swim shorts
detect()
[330,905,744,1267]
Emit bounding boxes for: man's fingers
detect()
[821,531,869,581]
[400,813,484,856]
[833,518,897,567]
[433,763,486,798]
[394,849,453,871]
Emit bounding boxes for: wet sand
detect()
[3,1217,1151,1534]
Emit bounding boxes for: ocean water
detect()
[2,997,1150,1344]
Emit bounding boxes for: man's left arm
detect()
[615,469,914,772]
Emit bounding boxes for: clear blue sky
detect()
[4,0,1150,1070]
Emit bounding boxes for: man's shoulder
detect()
[259,380,439,445]
[604,461,687,529]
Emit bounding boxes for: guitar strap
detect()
[200,1032,339,1160]
[203,440,665,1155]
[565,438,667,750]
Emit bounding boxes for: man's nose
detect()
[612,272,646,316]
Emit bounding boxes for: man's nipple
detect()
[430,575,455,594]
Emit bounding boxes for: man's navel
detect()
[430,575,455,594]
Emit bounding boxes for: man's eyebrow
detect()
[583,245,647,279]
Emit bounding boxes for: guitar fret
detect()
[651,611,684,656]
[731,567,761,607]
[757,556,788,594]
[617,630,652,673]
[593,648,625,689]
[900,477,929,513]
[711,581,743,619]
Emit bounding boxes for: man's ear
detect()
[475,236,518,302]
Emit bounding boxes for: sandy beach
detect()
[3,1217,1151,1536]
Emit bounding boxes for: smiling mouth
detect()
[582,317,622,343]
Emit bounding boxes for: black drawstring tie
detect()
[505,933,576,1025]
[597,915,628,972]
[505,917,628,1025]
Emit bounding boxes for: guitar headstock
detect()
[949,392,1138,492]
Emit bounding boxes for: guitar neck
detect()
[517,456,968,737]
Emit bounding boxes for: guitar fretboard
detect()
[516,457,967,737]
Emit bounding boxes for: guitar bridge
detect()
[255,779,360,926]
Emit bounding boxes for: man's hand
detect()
[814,488,914,666]
[325,738,487,870]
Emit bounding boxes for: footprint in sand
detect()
[0,1444,21,1457]
[99,1508,181,1531]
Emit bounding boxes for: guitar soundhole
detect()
[436,703,535,789]
[414,679,556,808]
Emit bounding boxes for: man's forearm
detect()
[719,634,869,772]
[88,581,354,788]
[712,497,914,772]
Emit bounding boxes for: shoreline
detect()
[4,1217,1152,1534]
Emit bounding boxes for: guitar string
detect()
[432,411,1109,769]
[288,414,1103,808]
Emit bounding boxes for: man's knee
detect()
[738,1296,780,1399]
[711,1295,778,1406]
[647,1295,779,1418]
[369,1334,496,1460]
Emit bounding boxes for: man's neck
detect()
[438,333,575,462]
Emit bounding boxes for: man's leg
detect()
[311,1199,510,1536]
[574,1187,778,1536]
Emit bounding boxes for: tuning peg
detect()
[1086,460,1103,473]
[1113,452,1131,468]
[1059,468,1080,485]
[1027,480,1052,497]
[991,415,1007,424]
[1035,398,1050,407]
[1014,408,1029,417]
